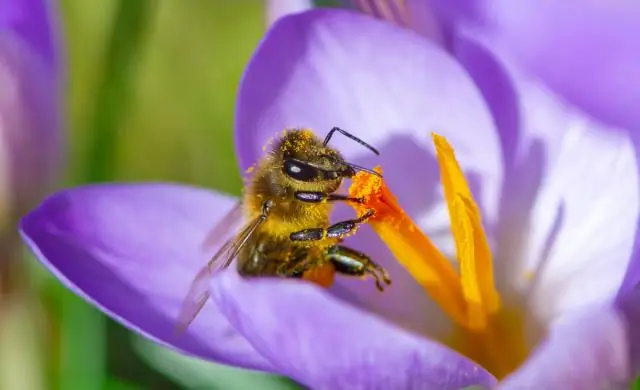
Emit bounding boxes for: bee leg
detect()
[326,245,391,291]
[290,210,375,242]
[276,258,308,278]
[294,191,363,204]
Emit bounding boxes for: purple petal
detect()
[484,0,640,131]
[0,30,61,214]
[0,0,59,69]
[235,9,501,200]
[210,271,496,389]
[235,8,503,340]
[455,32,639,323]
[19,184,273,371]
[1,0,61,213]
[500,303,630,389]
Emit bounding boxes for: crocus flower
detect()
[0,0,61,243]
[20,9,639,389]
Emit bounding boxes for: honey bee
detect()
[177,127,392,331]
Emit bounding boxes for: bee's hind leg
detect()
[326,245,391,291]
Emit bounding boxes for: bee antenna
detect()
[345,162,383,178]
[324,127,380,155]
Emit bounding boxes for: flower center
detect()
[348,133,530,379]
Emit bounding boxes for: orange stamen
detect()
[432,134,500,329]
[348,133,500,331]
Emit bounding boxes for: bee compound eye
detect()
[283,159,319,182]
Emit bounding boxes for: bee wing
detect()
[175,210,269,334]
[200,201,245,254]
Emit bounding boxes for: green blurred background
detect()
[18,1,305,389]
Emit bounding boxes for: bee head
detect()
[277,128,379,186]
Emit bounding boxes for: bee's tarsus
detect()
[361,209,376,220]
[381,269,392,286]
[326,245,391,292]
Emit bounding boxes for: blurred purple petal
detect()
[0,31,61,215]
[266,0,313,27]
[0,0,59,69]
[210,271,496,389]
[484,0,640,131]
[500,304,630,389]
[235,8,503,339]
[0,0,61,217]
[455,33,639,324]
[19,184,272,371]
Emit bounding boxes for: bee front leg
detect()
[289,210,375,242]
[326,245,391,291]
[294,191,363,204]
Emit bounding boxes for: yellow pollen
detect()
[348,133,528,378]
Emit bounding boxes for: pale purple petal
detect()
[210,271,496,389]
[483,0,640,131]
[235,9,502,337]
[455,32,639,324]
[236,8,502,223]
[19,184,272,371]
[500,303,630,389]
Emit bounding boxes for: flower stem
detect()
[84,0,155,182]
[55,1,155,389]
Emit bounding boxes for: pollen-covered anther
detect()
[349,165,468,326]
[349,166,404,226]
